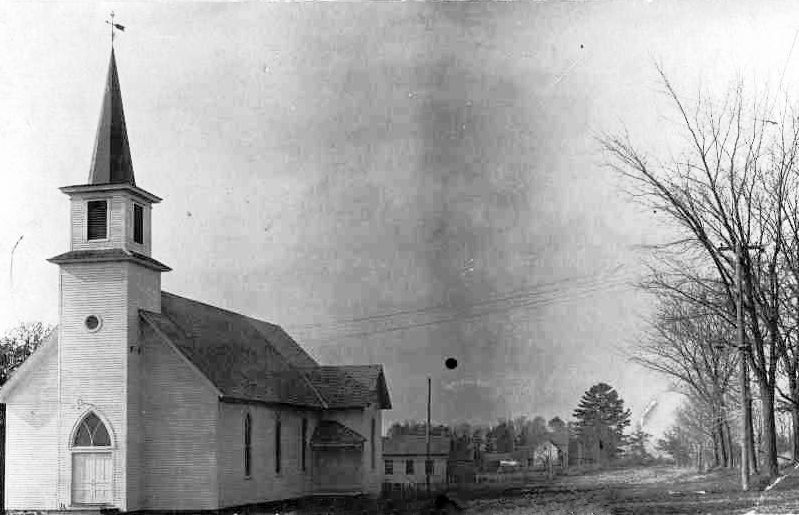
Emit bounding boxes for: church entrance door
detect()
[72,452,112,504]
[71,412,113,505]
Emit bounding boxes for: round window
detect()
[84,315,101,332]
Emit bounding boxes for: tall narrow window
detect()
[275,416,282,474]
[133,203,144,244]
[244,413,252,477]
[406,459,414,475]
[301,418,308,472]
[385,459,393,475]
[370,418,376,470]
[87,200,108,240]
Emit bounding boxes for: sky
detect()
[2,0,799,437]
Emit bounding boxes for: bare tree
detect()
[633,282,738,468]
[602,65,799,477]
[0,321,53,385]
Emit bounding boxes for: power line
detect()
[297,272,641,342]
[288,264,629,332]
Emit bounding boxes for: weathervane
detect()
[105,11,126,47]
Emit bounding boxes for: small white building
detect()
[382,434,451,489]
[0,49,391,514]
[533,439,564,470]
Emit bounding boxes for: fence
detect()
[381,482,444,502]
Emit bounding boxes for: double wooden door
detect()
[72,452,112,505]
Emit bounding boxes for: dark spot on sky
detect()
[580,44,584,49]
[445,357,458,370]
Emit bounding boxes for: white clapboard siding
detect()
[69,192,153,256]
[142,327,219,511]
[383,455,448,486]
[121,198,152,256]
[323,407,383,495]
[218,404,320,508]
[126,262,161,510]
[5,340,60,510]
[58,262,129,509]
[71,194,126,251]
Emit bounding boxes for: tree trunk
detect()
[718,417,729,467]
[724,420,735,468]
[790,377,799,463]
[759,379,779,477]
[747,386,759,476]
[712,425,721,468]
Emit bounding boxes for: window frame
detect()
[405,459,414,475]
[275,415,282,475]
[385,459,393,475]
[301,418,308,472]
[86,199,109,241]
[244,413,252,478]
[425,459,434,475]
[370,418,376,470]
[72,412,112,449]
[133,203,144,245]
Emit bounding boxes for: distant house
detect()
[511,445,536,468]
[533,439,565,470]
[382,434,451,489]
[480,452,514,472]
[447,444,476,485]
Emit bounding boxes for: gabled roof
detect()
[311,420,366,448]
[305,366,391,409]
[89,49,135,186]
[140,291,391,411]
[382,434,451,456]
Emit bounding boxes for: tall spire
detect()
[88,49,135,185]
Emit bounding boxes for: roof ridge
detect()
[139,309,192,341]
[162,290,280,329]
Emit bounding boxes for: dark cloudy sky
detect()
[3,1,798,435]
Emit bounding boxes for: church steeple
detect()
[88,49,135,186]
[50,44,169,273]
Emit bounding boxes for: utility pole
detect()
[719,240,762,491]
[426,376,431,497]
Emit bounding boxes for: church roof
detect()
[305,366,391,409]
[88,49,135,186]
[310,420,366,448]
[140,291,391,410]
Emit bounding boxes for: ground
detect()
[460,466,760,514]
[244,465,799,514]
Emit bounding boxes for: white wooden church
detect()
[0,49,391,514]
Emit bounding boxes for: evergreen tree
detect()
[625,426,652,462]
[572,382,631,465]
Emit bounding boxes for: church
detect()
[0,48,391,514]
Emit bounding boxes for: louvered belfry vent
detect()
[133,203,144,244]
[87,200,108,240]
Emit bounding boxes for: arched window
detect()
[244,413,252,477]
[73,412,111,447]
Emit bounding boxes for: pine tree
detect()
[572,382,631,465]
[625,427,652,463]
